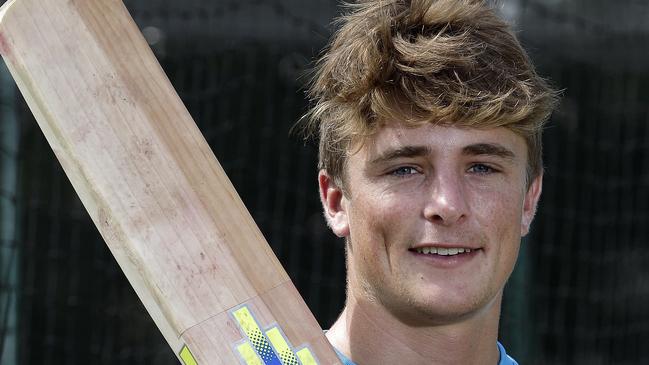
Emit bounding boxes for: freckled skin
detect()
[320,124,542,363]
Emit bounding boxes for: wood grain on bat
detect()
[0,0,341,363]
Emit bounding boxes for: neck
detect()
[326,292,502,365]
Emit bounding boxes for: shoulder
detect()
[497,342,519,365]
[334,343,517,365]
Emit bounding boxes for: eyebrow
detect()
[462,143,516,160]
[369,145,431,165]
[369,142,516,165]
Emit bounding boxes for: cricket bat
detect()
[0,0,341,364]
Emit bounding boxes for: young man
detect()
[303,1,558,364]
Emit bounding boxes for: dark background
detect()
[1,0,648,364]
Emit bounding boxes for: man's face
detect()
[320,124,542,324]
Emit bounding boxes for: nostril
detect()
[424,209,466,226]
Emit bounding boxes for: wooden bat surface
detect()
[0,0,341,363]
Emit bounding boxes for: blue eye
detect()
[391,166,419,176]
[468,164,495,174]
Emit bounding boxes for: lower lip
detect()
[409,249,480,268]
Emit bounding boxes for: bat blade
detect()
[0,0,340,363]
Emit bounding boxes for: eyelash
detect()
[468,163,498,175]
[389,166,420,177]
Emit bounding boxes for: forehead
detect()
[351,124,528,161]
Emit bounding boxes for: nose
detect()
[423,171,469,226]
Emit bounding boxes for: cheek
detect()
[474,190,524,279]
[348,197,390,249]
[347,192,415,258]
[473,181,523,219]
[473,188,524,244]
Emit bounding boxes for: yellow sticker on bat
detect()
[237,342,265,365]
[296,348,319,365]
[179,345,198,365]
[266,327,300,365]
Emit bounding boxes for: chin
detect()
[383,288,499,326]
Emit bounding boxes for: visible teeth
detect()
[415,247,471,256]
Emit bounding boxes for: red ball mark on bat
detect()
[0,32,10,57]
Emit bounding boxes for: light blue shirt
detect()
[334,341,518,365]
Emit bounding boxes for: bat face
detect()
[0,0,340,363]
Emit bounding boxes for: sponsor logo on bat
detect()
[231,305,320,365]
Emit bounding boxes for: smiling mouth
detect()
[410,247,475,256]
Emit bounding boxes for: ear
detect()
[521,173,543,236]
[318,170,350,237]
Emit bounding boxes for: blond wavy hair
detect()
[301,0,559,187]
